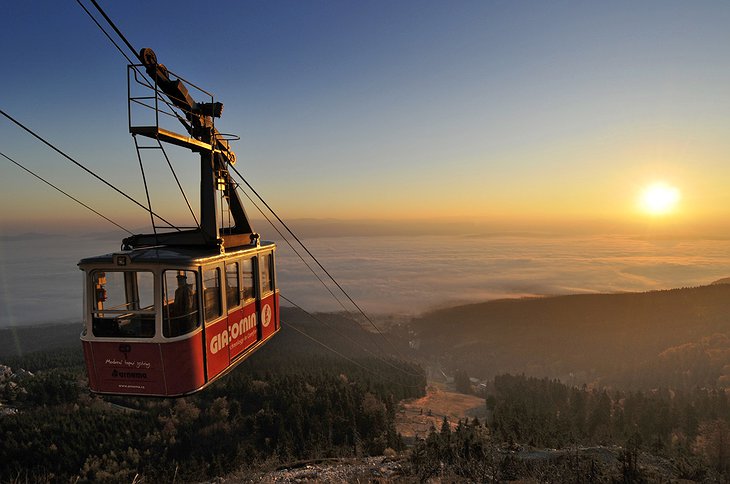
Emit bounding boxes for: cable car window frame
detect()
[259,252,274,297]
[225,261,241,311]
[162,269,201,338]
[242,256,255,302]
[89,269,156,338]
[203,265,223,323]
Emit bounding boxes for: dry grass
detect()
[395,383,486,439]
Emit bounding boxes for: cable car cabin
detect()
[79,242,279,397]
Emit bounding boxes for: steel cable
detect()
[1,151,133,235]
[229,164,412,362]
[282,318,423,389]
[0,109,179,229]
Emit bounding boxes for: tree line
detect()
[410,373,730,481]
[0,347,425,482]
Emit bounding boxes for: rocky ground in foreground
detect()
[229,456,410,483]
[213,445,714,483]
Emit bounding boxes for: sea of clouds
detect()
[2,232,730,327]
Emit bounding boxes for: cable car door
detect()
[258,251,278,341]
[228,257,259,361]
[202,264,229,380]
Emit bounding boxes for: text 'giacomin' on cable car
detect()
[79,48,280,397]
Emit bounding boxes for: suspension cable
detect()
[74,0,137,65]
[132,135,158,242]
[281,294,423,377]
[1,152,133,235]
[76,0,196,135]
[229,163,410,361]
[76,0,208,233]
[231,170,406,361]
[234,182,354,317]
[0,109,179,230]
[233,179,414,367]
[86,0,142,64]
[153,137,200,228]
[282,318,423,389]
[76,0,196,124]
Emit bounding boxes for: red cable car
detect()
[79,244,279,397]
[80,48,280,396]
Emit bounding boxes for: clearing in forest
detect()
[396,383,486,441]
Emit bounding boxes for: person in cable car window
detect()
[172,272,196,333]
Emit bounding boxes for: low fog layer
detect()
[2,230,730,327]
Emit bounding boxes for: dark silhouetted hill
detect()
[0,307,410,363]
[411,284,730,389]
[0,323,81,358]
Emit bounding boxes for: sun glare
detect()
[640,182,680,216]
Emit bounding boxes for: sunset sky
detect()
[2,1,730,236]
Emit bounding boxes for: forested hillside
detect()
[411,374,729,482]
[0,323,81,357]
[0,311,425,482]
[412,284,730,388]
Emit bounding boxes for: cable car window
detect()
[225,262,240,309]
[260,253,273,295]
[91,270,155,338]
[242,257,255,301]
[162,270,200,337]
[203,267,222,321]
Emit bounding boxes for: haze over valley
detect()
[4,228,730,327]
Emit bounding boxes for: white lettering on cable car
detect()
[210,312,258,354]
[105,358,151,369]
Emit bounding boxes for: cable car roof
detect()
[78,241,276,267]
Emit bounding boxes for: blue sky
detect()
[3,1,730,235]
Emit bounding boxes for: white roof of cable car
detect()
[78,241,275,267]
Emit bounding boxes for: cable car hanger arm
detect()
[123,48,255,251]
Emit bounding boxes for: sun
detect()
[639,182,680,216]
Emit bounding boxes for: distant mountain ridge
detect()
[410,283,730,389]
[6,284,730,390]
[0,307,403,361]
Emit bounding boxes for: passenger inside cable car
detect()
[164,271,199,337]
